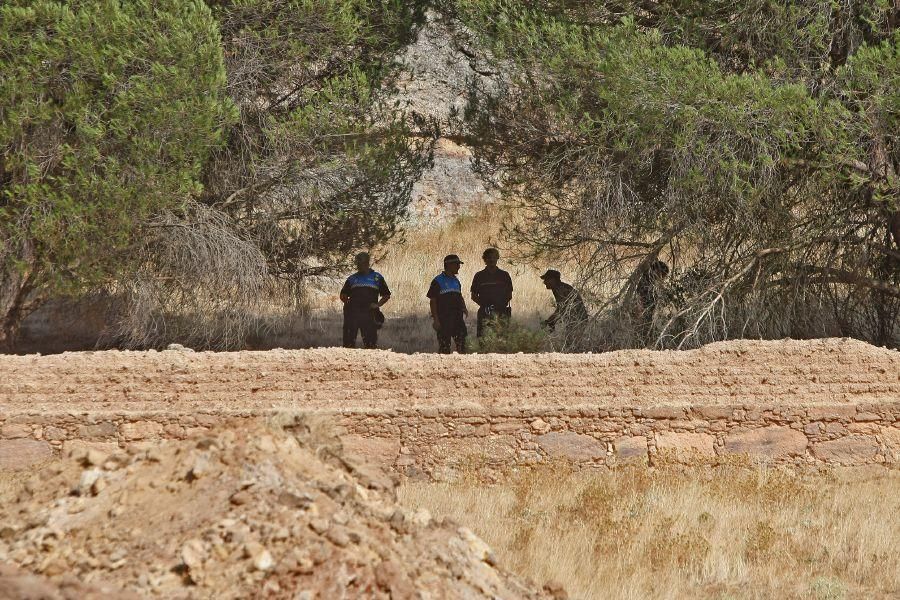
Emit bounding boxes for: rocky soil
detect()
[0,421,553,599]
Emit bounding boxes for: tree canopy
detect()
[1,0,432,349]
[451,0,899,349]
[0,0,233,348]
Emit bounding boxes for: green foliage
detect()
[202,0,431,277]
[469,319,547,353]
[453,0,900,348]
[0,0,233,295]
[840,29,900,209]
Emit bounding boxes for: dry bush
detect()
[101,202,272,350]
[399,465,900,599]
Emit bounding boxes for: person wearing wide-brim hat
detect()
[539,269,588,332]
[427,254,469,353]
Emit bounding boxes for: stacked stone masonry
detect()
[1,339,898,477]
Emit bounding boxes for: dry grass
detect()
[268,206,559,352]
[399,464,900,600]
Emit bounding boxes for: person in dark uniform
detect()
[471,248,513,338]
[340,252,391,349]
[539,269,589,332]
[427,254,469,353]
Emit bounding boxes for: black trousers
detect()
[343,309,377,349]
[476,305,511,338]
[436,314,467,354]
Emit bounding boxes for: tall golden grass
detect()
[399,464,900,599]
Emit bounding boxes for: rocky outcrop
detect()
[394,10,503,224]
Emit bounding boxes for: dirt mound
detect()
[0,563,135,599]
[0,420,552,599]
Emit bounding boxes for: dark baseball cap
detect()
[539,269,561,280]
[443,254,464,265]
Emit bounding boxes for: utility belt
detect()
[478,305,511,318]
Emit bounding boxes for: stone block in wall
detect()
[655,432,715,461]
[641,407,686,420]
[62,440,120,457]
[491,422,523,434]
[164,424,186,439]
[807,406,856,421]
[195,414,222,428]
[825,422,847,436]
[537,432,607,462]
[78,422,118,439]
[0,439,52,470]
[854,412,880,422]
[120,420,163,441]
[692,406,736,420]
[723,426,807,459]
[812,435,879,464]
[613,436,648,463]
[341,435,401,469]
[1,423,30,439]
[882,427,900,463]
[42,426,67,441]
[419,422,448,437]
[804,422,823,436]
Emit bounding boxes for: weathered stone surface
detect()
[655,432,715,461]
[341,435,401,469]
[536,432,606,462]
[42,425,67,441]
[120,421,163,441]
[855,412,880,422]
[807,405,856,420]
[78,422,118,439]
[723,426,807,459]
[0,439,52,470]
[642,407,686,420]
[1,423,30,439]
[692,406,736,420]
[62,440,120,457]
[613,436,648,462]
[812,435,879,464]
[882,427,900,463]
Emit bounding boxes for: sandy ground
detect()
[2,338,898,415]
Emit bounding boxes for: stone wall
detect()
[2,403,899,477]
[2,339,898,476]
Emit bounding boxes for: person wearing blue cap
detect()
[427,254,469,353]
[340,252,390,349]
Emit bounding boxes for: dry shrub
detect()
[103,201,272,350]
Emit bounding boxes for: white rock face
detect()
[394,10,503,225]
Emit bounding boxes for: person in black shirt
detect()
[539,269,589,332]
[427,254,469,353]
[636,259,669,344]
[471,247,513,338]
[339,252,391,349]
